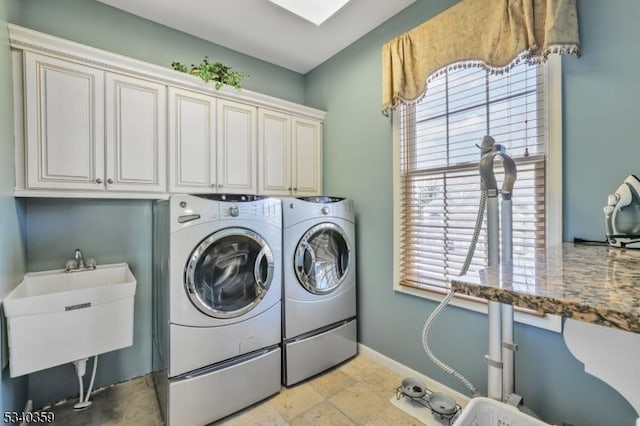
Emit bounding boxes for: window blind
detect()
[398,61,546,290]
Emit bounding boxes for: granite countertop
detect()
[451,243,640,333]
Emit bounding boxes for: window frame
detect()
[392,55,563,332]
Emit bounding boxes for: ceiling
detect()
[97,0,416,74]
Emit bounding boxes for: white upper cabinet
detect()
[11,25,325,199]
[258,109,322,196]
[168,87,216,193]
[105,73,166,193]
[22,52,167,194]
[291,117,322,196]
[24,52,105,191]
[258,109,291,196]
[216,99,257,194]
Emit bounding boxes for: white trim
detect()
[12,50,24,191]
[13,189,169,200]
[545,54,563,247]
[392,110,402,301]
[7,24,326,122]
[391,59,564,334]
[393,283,562,332]
[358,343,471,407]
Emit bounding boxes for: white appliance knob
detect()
[229,206,239,217]
[607,193,619,206]
[321,206,330,215]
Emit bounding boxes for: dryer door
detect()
[294,223,351,295]
[185,228,274,319]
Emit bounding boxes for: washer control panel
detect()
[219,198,281,225]
[171,194,281,229]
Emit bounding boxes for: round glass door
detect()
[185,228,274,319]
[294,223,350,295]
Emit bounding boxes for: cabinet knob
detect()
[95,178,103,184]
[293,187,298,191]
[210,184,216,188]
[288,187,292,191]
[218,184,223,188]
[107,178,113,184]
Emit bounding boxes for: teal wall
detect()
[2,0,639,423]
[304,0,638,425]
[0,0,28,417]
[5,0,307,409]
[563,1,640,240]
[24,199,153,408]
[14,0,305,104]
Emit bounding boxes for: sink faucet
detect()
[65,249,96,272]
[74,249,85,269]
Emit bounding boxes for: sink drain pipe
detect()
[73,355,99,410]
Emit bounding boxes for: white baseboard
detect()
[358,343,471,407]
[19,399,33,426]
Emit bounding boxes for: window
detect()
[393,56,562,331]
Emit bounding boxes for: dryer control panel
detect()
[317,202,353,217]
[283,197,354,227]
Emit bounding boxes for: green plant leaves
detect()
[170,56,249,89]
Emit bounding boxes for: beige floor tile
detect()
[339,355,382,380]
[364,405,426,426]
[215,401,288,426]
[31,354,449,426]
[309,368,358,399]
[119,393,163,425]
[329,383,386,424]
[360,367,403,400]
[289,401,355,426]
[270,383,324,422]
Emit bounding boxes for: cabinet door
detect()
[258,109,291,196]
[24,52,105,191]
[216,100,257,194]
[168,88,216,193]
[292,117,322,196]
[105,73,166,192]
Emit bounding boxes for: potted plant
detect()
[171,56,248,90]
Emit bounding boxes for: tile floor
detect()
[35,354,456,425]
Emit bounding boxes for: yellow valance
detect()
[382,0,580,115]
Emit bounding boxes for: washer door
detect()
[185,228,274,319]
[294,223,350,295]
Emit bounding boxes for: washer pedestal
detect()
[164,347,281,425]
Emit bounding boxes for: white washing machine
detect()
[152,194,282,425]
[282,196,357,386]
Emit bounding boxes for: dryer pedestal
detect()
[283,319,357,386]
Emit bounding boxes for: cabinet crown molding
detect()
[8,23,326,122]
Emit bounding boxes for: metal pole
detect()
[486,194,503,400]
[501,198,515,400]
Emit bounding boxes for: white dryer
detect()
[153,194,282,426]
[282,196,357,386]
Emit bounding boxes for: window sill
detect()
[393,282,562,333]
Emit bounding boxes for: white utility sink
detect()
[3,263,136,377]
